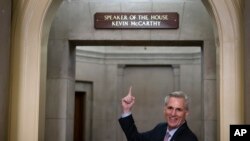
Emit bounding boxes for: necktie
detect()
[164,131,170,141]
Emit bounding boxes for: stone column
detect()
[207,1,245,141]
[45,40,75,141]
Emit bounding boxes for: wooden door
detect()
[74,92,86,141]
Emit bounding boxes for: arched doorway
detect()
[8,0,244,141]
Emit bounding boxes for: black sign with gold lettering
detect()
[94,12,179,29]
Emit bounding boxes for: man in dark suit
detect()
[119,87,198,141]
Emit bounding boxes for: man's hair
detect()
[164,91,189,110]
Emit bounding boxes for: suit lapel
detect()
[159,123,168,141]
[169,122,188,141]
[157,124,167,141]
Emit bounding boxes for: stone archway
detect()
[8,0,63,141]
[8,0,244,141]
[201,0,244,140]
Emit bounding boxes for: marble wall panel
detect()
[66,119,74,141]
[47,40,71,78]
[180,1,214,40]
[45,119,67,141]
[203,40,216,79]
[50,2,70,39]
[76,62,105,81]
[68,2,94,39]
[204,120,217,141]
[204,79,217,120]
[46,79,68,118]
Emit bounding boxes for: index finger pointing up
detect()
[128,86,132,96]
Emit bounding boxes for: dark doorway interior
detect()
[74,91,86,141]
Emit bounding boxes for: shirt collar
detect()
[166,121,186,138]
[167,127,178,138]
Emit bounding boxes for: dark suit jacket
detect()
[119,115,198,141]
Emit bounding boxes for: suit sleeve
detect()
[170,122,199,141]
[119,115,165,141]
[119,115,145,141]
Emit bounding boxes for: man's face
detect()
[164,97,188,130]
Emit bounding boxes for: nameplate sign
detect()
[94,12,179,29]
